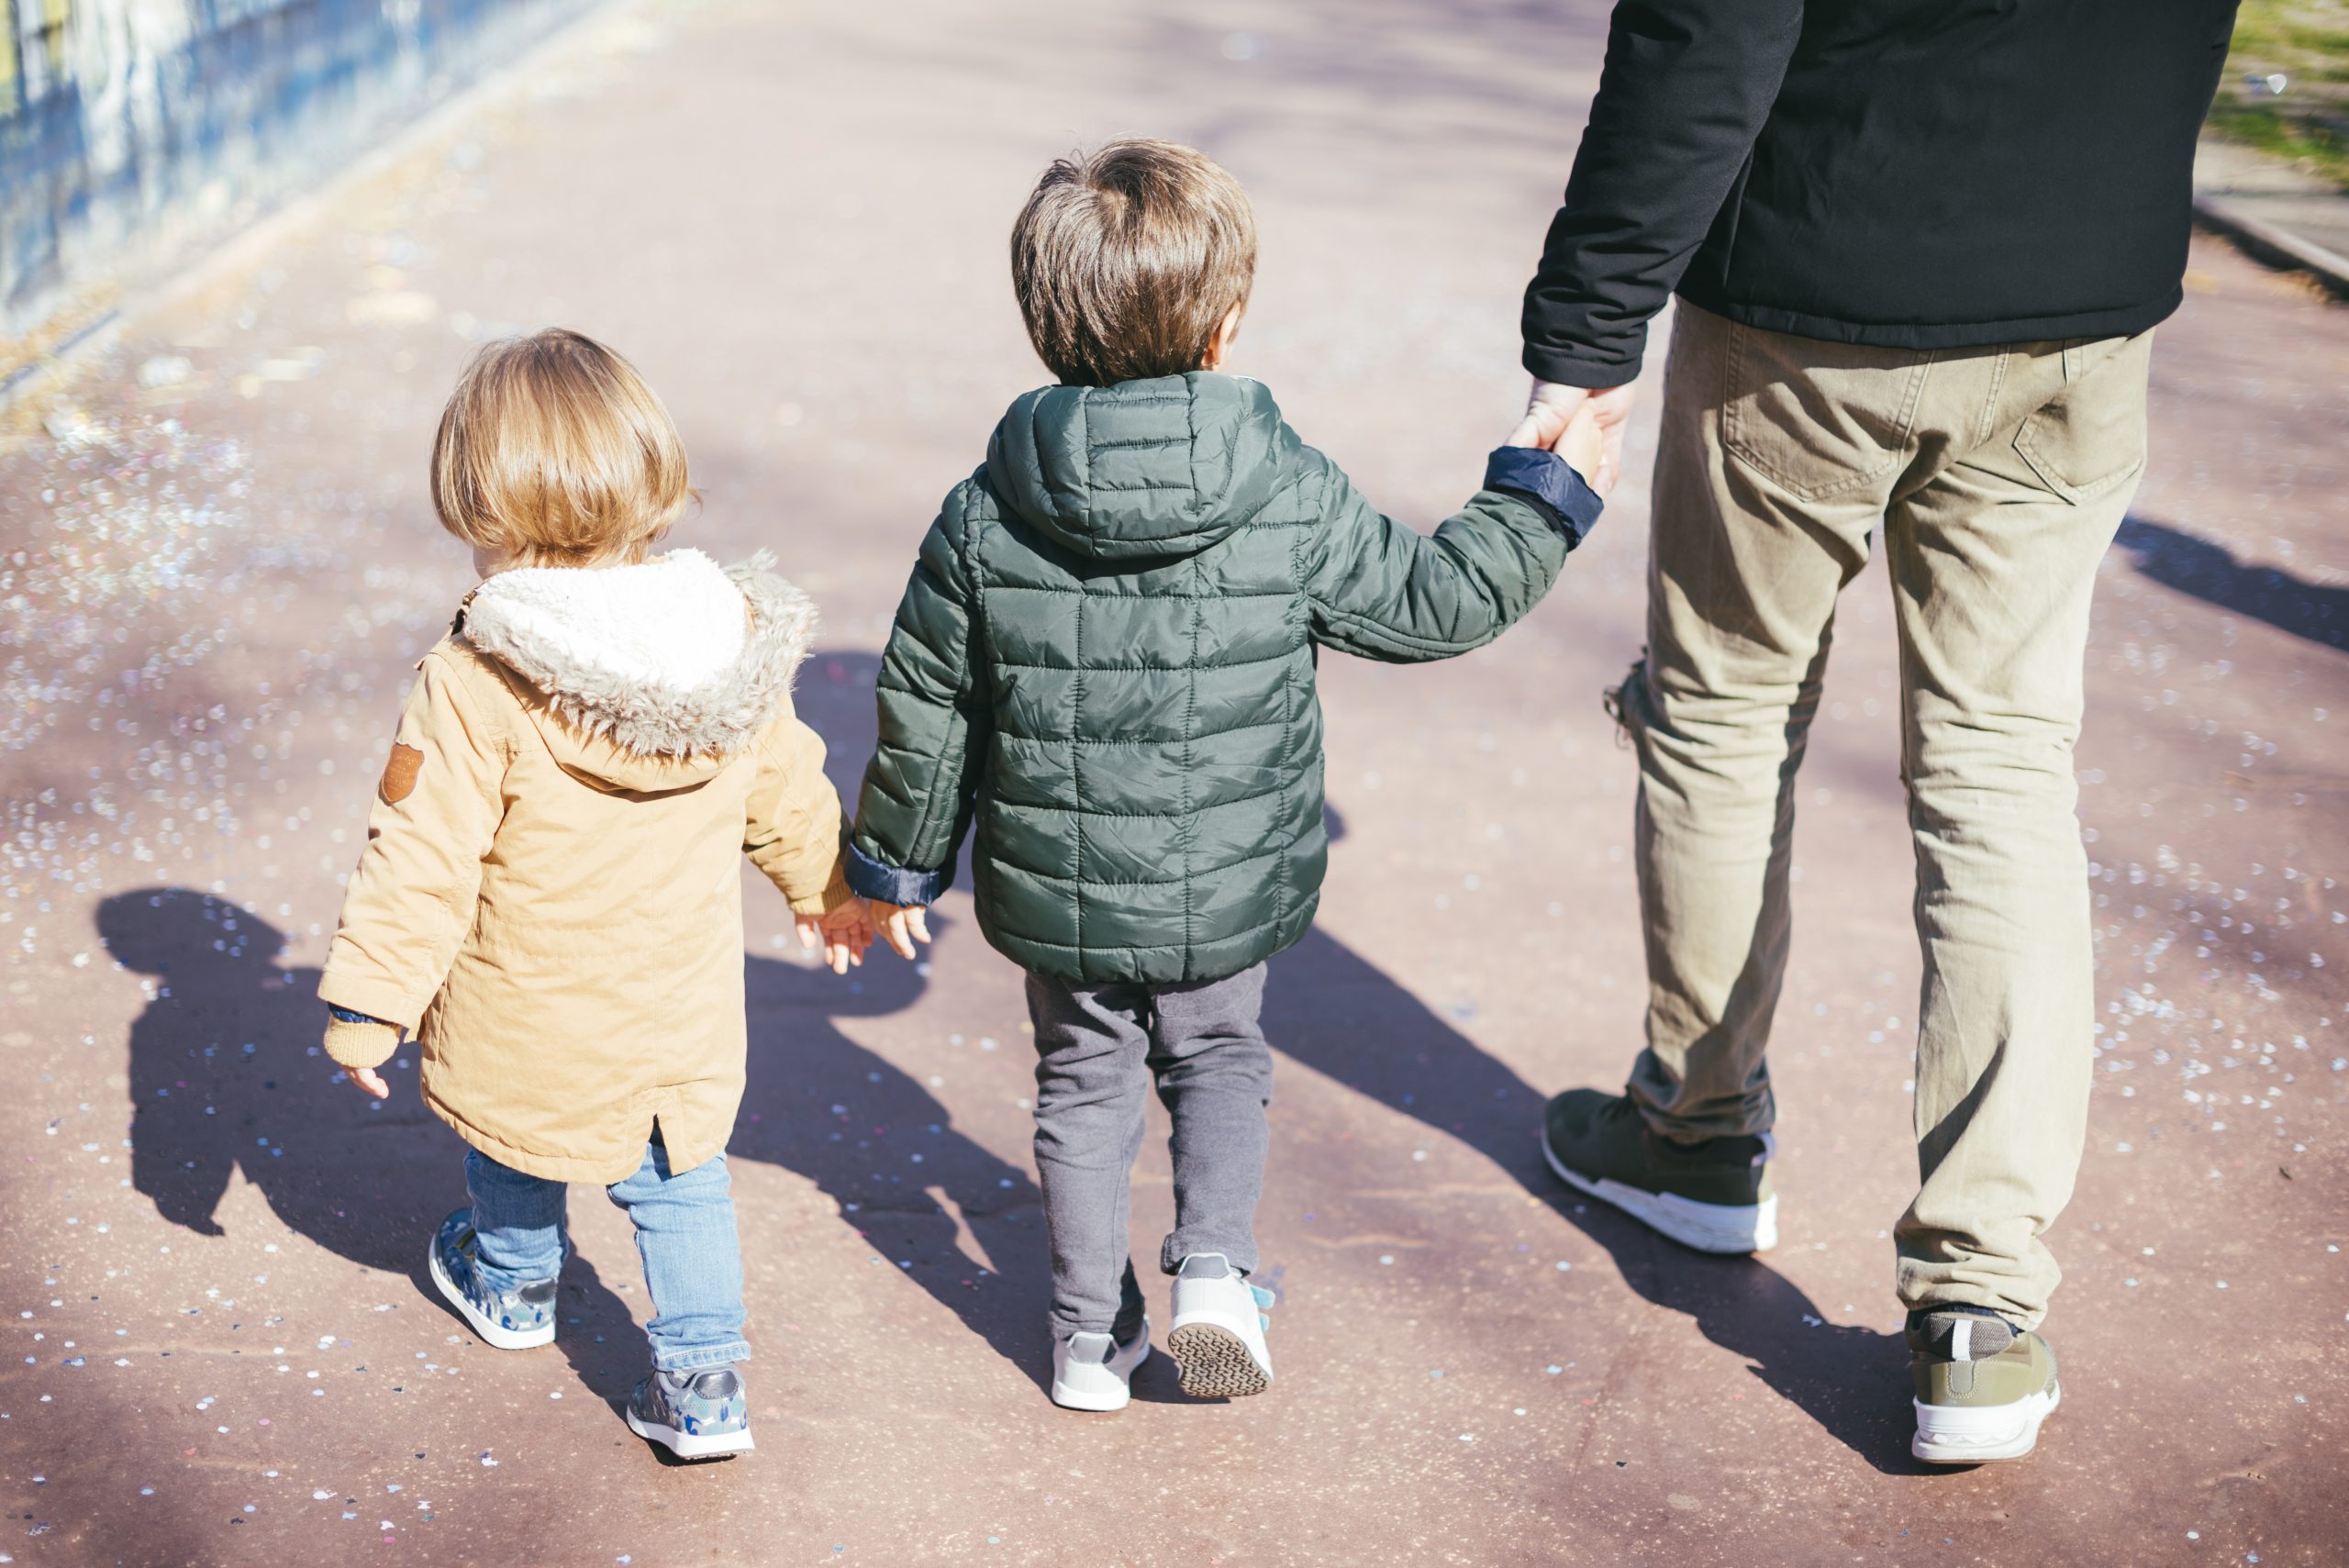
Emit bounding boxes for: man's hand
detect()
[347,1065,390,1100]
[796,901,876,975]
[868,900,933,962]
[1505,380,1639,495]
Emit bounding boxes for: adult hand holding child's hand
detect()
[1506,380,1635,495]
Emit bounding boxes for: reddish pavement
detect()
[2,2,2344,1563]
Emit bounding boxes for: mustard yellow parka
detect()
[319,550,850,1183]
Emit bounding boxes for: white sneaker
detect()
[1050,1320,1151,1411]
[1166,1254,1274,1398]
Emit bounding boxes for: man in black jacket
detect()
[1519,0,2237,1464]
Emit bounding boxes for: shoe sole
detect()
[1912,1379,2060,1464]
[428,1239,554,1351]
[1165,1322,1271,1399]
[1048,1380,1130,1412]
[625,1407,755,1459]
[1540,1128,1778,1253]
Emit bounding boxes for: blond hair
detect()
[1011,139,1257,387]
[430,328,691,568]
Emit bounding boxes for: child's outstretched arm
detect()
[743,699,870,974]
[1301,432,1602,662]
[318,653,510,1092]
[845,498,992,956]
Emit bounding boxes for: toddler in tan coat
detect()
[317,329,867,1459]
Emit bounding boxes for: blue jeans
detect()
[464,1139,751,1372]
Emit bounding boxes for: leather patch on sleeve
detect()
[381,742,424,804]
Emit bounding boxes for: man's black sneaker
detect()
[1539,1088,1777,1252]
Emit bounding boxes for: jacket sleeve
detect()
[743,697,855,917]
[317,653,508,1050]
[323,1008,401,1073]
[1520,0,1806,387]
[1304,446,1602,663]
[847,504,990,906]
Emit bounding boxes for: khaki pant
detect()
[1617,302,2152,1326]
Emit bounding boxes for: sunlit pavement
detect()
[2,3,2343,1562]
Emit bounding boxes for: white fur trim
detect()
[469,550,745,691]
[462,550,817,758]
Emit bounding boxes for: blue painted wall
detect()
[2,0,598,335]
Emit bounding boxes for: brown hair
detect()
[430,328,691,568]
[1010,139,1257,387]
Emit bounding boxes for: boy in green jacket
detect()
[847,139,1602,1412]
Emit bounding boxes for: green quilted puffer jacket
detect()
[845,373,1598,984]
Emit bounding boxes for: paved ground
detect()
[3,2,2345,1563]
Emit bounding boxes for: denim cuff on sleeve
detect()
[1483,446,1604,548]
[844,839,952,906]
[327,1005,392,1029]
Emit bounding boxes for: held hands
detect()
[796,898,878,975]
[1504,381,1638,495]
[868,900,933,962]
[1544,399,1608,489]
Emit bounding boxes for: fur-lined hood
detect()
[460,549,815,791]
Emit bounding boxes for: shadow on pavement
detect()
[733,930,1056,1395]
[103,887,647,1406]
[107,887,460,1274]
[100,662,1925,1450]
[2116,515,2349,651]
[741,646,1085,1396]
[102,649,1051,1413]
[1268,924,1927,1474]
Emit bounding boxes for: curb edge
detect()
[2192,193,2349,302]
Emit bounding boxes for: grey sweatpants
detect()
[1025,963,1273,1340]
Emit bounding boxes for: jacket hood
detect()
[983,373,1300,562]
[461,549,815,792]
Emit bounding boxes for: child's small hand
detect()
[796,901,875,975]
[322,1007,399,1098]
[827,901,874,972]
[869,899,933,961]
[1553,400,1606,487]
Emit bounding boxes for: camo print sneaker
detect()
[1909,1307,2060,1463]
[626,1364,755,1459]
[1540,1089,1778,1253]
[427,1208,556,1351]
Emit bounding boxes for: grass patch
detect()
[2213,0,2349,191]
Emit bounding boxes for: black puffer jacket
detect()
[1522,0,2239,385]
[846,373,1598,984]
